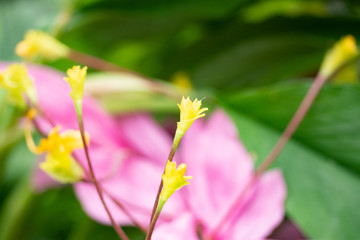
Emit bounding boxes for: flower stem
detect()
[207,56,360,239]
[67,49,180,99]
[75,107,129,240]
[255,74,326,175]
[29,104,143,231]
[145,134,181,240]
[146,201,165,240]
[104,189,148,232]
[207,74,326,238]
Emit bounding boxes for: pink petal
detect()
[74,155,184,226]
[152,213,199,240]
[218,170,286,240]
[180,109,254,231]
[28,64,123,148]
[1,62,124,188]
[116,114,173,164]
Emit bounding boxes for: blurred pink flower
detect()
[0,62,125,190]
[0,62,184,226]
[152,110,286,240]
[0,62,286,238]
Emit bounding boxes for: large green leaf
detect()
[160,17,360,90]
[224,81,360,173]
[221,82,360,239]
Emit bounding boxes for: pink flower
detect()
[1,62,286,238]
[0,62,125,190]
[152,110,286,240]
[74,113,185,226]
[75,108,286,238]
[2,62,185,226]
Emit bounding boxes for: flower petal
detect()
[180,109,254,231]
[152,212,199,240]
[74,155,184,226]
[218,170,286,240]
[116,113,173,163]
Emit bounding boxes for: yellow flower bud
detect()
[25,123,89,183]
[0,64,36,107]
[319,35,358,78]
[172,71,192,93]
[176,96,208,137]
[160,160,192,203]
[64,65,88,104]
[16,30,70,61]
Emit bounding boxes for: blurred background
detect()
[1,0,360,239]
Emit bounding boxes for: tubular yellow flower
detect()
[319,35,359,78]
[0,63,36,107]
[16,29,70,61]
[24,118,89,183]
[159,160,192,203]
[172,71,192,93]
[64,65,88,106]
[176,96,208,137]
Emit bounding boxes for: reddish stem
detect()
[30,105,147,231]
[145,143,178,240]
[102,189,148,232]
[207,74,327,239]
[68,50,180,99]
[77,116,129,240]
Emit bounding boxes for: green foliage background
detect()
[1,0,360,239]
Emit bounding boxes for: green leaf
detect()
[77,0,249,19]
[160,17,360,90]
[221,82,360,239]
[0,0,65,60]
[0,176,34,240]
[224,81,360,173]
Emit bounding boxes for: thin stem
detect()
[206,73,332,238]
[67,50,180,99]
[256,74,327,175]
[76,112,129,240]
[29,106,143,230]
[146,202,164,240]
[103,189,148,232]
[145,137,180,240]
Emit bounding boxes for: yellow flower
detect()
[0,64,36,107]
[172,71,192,93]
[64,65,88,104]
[25,115,89,183]
[319,35,358,78]
[176,96,208,136]
[160,160,192,203]
[16,29,70,61]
